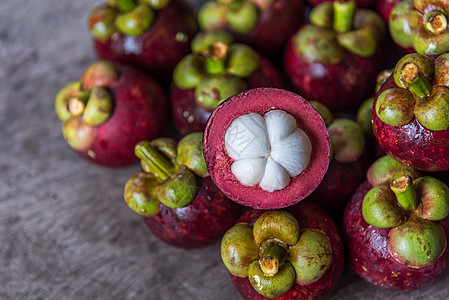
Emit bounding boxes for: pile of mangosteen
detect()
[55,0,449,298]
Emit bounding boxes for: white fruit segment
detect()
[224,109,312,192]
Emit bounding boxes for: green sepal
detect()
[413,24,449,55]
[226,44,259,78]
[366,155,421,186]
[253,211,300,246]
[435,53,449,86]
[115,3,154,36]
[194,74,247,110]
[191,31,234,54]
[62,117,97,152]
[88,4,119,41]
[362,183,407,228]
[173,54,206,90]
[82,86,114,126]
[337,26,377,57]
[289,229,333,285]
[415,176,449,221]
[328,118,365,163]
[309,2,333,29]
[198,1,228,31]
[123,171,160,217]
[55,81,83,121]
[155,166,197,208]
[226,1,258,34]
[387,218,447,268]
[177,132,209,177]
[389,0,421,50]
[415,85,449,131]
[375,87,415,127]
[356,97,374,137]
[310,101,333,127]
[248,261,295,299]
[140,0,171,10]
[393,53,434,91]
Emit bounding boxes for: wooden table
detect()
[1,0,448,299]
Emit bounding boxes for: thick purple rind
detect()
[170,55,284,135]
[372,75,449,171]
[203,88,330,210]
[230,200,345,299]
[78,65,169,167]
[284,25,386,112]
[144,176,241,248]
[343,181,449,291]
[93,0,198,78]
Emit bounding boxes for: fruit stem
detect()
[390,175,418,212]
[401,62,432,98]
[117,0,136,12]
[333,1,356,33]
[425,11,447,35]
[205,42,228,75]
[67,91,89,116]
[135,141,175,181]
[259,242,286,276]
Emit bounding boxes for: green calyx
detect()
[198,0,259,34]
[124,133,212,215]
[221,210,333,298]
[115,3,154,36]
[356,97,374,137]
[377,53,449,131]
[362,173,449,267]
[56,61,118,152]
[366,155,421,186]
[173,31,258,110]
[310,101,333,127]
[303,1,384,63]
[389,0,449,55]
[124,171,160,217]
[327,118,365,163]
[88,4,119,41]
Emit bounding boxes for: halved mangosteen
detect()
[203,87,330,209]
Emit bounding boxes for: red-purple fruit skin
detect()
[309,0,377,9]
[308,148,372,217]
[78,65,169,167]
[93,0,198,77]
[170,55,284,135]
[203,88,330,210]
[228,0,305,58]
[372,76,449,172]
[343,181,449,291]
[284,28,386,111]
[144,176,242,248]
[230,200,345,300]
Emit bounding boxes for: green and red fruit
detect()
[88,0,198,78]
[372,53,449,171]
[222,201,344,299]
[284,1,387,111]
[124,133,241,248]
[203,87,330,209]
[170,31,283,135]
[55,60,169,167]
[344,155,449,291]
[197,0,305,58]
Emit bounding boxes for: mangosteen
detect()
[372,53,449,171]
[87,0,198,78]
[307,101,371,217]
[203,87,330,210]
[221,201,344,299]
[123,132,241,248]
[344,154,449,291]
[284,1,386,111]
[197,0,305,58]
[170,31,284,135]
[387,0,449,55]
[55,60,169,167]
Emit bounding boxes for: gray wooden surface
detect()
[1,0,449,299]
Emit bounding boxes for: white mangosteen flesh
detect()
[224,109,312,192]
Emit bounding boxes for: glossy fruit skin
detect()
[309,148,372,218]
[144,176,241,248]
[343,181,449,291]
[170,55,284,135]
[77,65,169,167]
[93,0,198,78]
[372,75,449,172]
[230,200,344,299]
[203,88,330,210]
[284,26,386,111]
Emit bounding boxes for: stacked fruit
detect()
[54,0,449,298]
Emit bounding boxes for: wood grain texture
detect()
[1,0,449,299]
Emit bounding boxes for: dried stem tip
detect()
[402,62,419,83]
[426,11,447,35]
[68,97,86,116]
[208,41,229,60]
[390,175,418,212]
[259,242,286,276]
